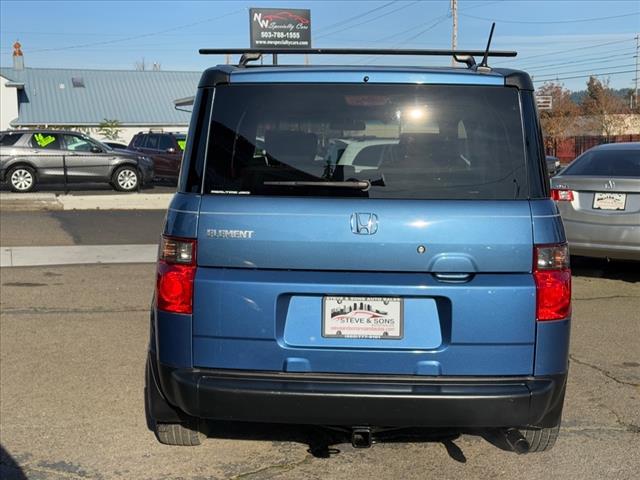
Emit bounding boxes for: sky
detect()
[1,0,638,91]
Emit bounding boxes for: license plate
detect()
[322,296,403,339]
[593,192,626,210]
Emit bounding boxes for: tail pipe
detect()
[504,428,530,454]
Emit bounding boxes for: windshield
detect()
[204,84,527,199]
[562,149,640,177]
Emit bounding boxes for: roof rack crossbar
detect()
[199,48,517,59]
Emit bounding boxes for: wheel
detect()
[520,424,560,452]
[155,420,204,446]
[8,165,36,193]
[112,165,140,192]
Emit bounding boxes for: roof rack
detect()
[199,47,517,68]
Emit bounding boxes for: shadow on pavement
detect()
[201,421,519,461]
[571,256,639,283]
[0,445,27,480]
[0,182,175,194]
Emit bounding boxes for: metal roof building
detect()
[0,67,201,128]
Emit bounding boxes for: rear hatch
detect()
[193,81,537,376]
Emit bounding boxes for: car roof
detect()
[589,142,640,151]
[0,129,88,136]
[199,65,533,90]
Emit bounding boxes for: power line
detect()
[315,1,421,39]
[314,1,398,35]
[534,64,636,80]
[461,11,638,24]
[25,7,247,54]
[533,69,636,83]
[494,38,636,64]
[525,50,636,72]
[515,47,637,70]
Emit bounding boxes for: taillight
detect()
[551,189,574,201]
[156,235,196,314]
[534,244,571,321]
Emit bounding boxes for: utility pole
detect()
[634,34,639,109]
[451,0,458,66]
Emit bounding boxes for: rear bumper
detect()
[153,360,566,428]
[563,219,640,261]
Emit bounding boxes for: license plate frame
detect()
[592,192,626,211]
[322,296,403,339]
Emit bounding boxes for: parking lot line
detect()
[0,244,158,267]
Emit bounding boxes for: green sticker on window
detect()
[34,133,56,148]
[177,139,186,151]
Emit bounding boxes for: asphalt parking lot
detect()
[1,210,639,479]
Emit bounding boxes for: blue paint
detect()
[155,310,192,368]
[230,67,504,86]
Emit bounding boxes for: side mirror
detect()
[166,147,176,154]
[91,146,102,153]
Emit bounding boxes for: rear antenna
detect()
[477,22,496,72]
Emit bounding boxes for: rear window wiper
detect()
[263,180,370,190]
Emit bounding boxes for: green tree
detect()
[581,77,628,140]
[537,82,578,154]
[97,119,123,141]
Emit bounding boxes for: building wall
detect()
[0,76,19,130]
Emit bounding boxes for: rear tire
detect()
[155,420,204,446]
[8,165,37,193]
[112,165,140,192]
[520,424,560,452]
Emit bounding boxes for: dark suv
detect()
[128,131,186,182]
[146,49,571,454]
[0,130,153,192]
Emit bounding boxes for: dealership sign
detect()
[250,8,311,49]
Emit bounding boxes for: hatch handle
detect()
[433,273,473,283]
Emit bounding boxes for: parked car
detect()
[546,155,561,177]
[127,131,186,182]
[0,130,153,192]
[102,141,129,150]
[551,142,640,261]
[146,55,570,453]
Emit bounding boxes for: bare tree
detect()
[581,77,629,140]
[537,82,578,154]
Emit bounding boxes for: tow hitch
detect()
[351,427,373,448]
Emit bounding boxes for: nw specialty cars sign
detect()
[250,8,311,49]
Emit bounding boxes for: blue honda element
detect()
[145,48,571,453]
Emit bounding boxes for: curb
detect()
[0,193,173,211]
[1,244,158,267]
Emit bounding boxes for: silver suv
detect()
[0,130,154,192]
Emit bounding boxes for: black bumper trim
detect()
[155,362,566,428]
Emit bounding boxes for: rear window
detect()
[562,149,640,177]
[204,84,527,199]
[0,132,23,146]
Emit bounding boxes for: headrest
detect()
[265,130,318,163]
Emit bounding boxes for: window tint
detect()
[563,149,640,177]
[0,132,23,146]
[203,84,528,199]
[132,135,146,148]
[158,135,174,151]
[145,134,161,150]
[63,135,96,152]
[352,144,390,167]
[30,132,61,150]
